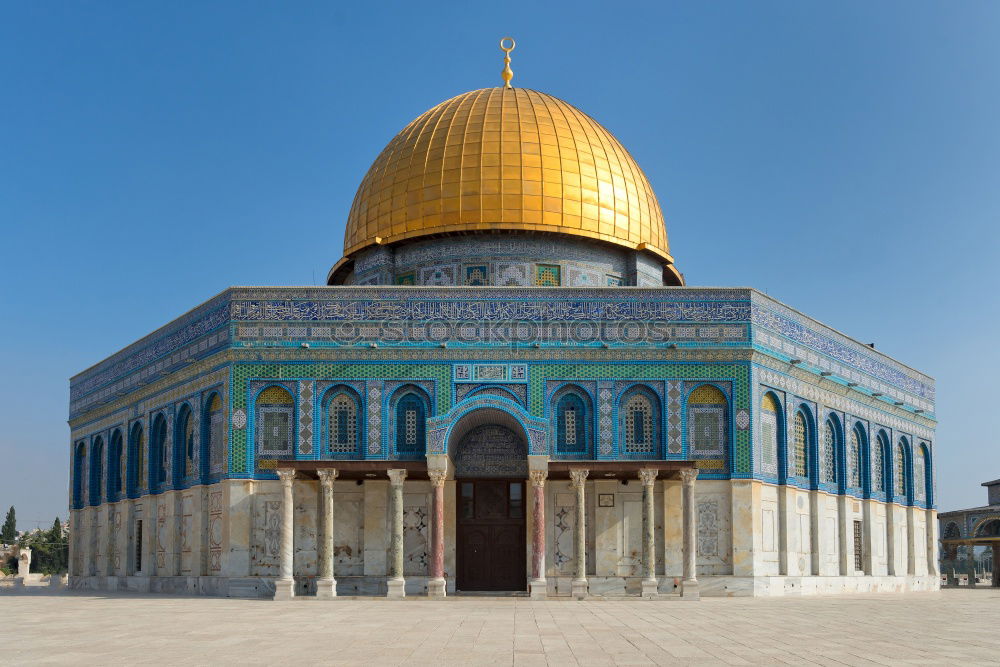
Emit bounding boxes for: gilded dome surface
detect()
[342,87,675,265]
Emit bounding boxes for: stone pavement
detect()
[1,589,998,665]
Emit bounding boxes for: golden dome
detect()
[341,87,678,274]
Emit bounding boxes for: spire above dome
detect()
[330,45,681,286]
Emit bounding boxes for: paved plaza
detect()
[1,589,998,665]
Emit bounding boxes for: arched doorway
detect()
[449,408,529,592]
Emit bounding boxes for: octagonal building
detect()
[67,69,939,599]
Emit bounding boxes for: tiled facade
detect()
[67,286,939,598]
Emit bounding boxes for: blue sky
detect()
[1,1,998,526]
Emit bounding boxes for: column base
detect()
[571,578,588,600]
[680,578,700,600]
[386,577,406,599]
[273,578,295,601]
[641,578,658,599]
[529,578,547,600]
[427,577,447,598]
[316,578,337,599]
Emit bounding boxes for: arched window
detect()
[554,387,591,456]
[759,393,781,475]
[792,412,808,478]
[896,439,908,499]
[326,388,361,456]
[913,445,926,502]
[177,404,195,480]
[395,390,428,455]
[848,425,863,488]
[109,429,124,501]
[90,436,104,505]
[255,386,295,457]
[821,418,838,485]
[129,423,146,493]
[150,414,168,487]
[873,432,888,493]
[73,442,87,508]
[620,387,660,457]
[204,393,225,476]
[687,385,727,458]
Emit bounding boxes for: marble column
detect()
[529,469,547,599]
[569,469,589,600]
[428,469,447,597]
[966,544,977,587]
[639,469,659,599]
[386,469,407,599]
[680,468,700,600]
[273,468,296,600]
[316,469,338,599]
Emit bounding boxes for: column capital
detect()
[276,468,296,484]
[387,468,407,486]
[638,468,658,487]
[317,469,339,485]
[428,469,447,487]
[679,468,699,485]
[529,469,547,487]
[569,469,589,488]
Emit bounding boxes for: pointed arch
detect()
[618,384,662,458]
[896,437,911,502]
[202,392,225,480]
[820,414,841,487]
[73,441,87,509]
[390,384,432,457]
[108,428,124,501]
[848,422,865,491]
[873,430,890,494]
[917,442,932,505]
[128,422,146,495]
[323,385,363,458]
[176,403,195,483]
[686,384,728,462]
[791,408,812,480]
[552,384,593,458]
[254,385,295,459]
[150,413,168,488]
[90,436,105,505]
[759,391,783,478]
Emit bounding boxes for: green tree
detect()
[1,506,15,544]
[17,518,69,575]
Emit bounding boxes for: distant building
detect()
[939,479,1000,586]
[68,42,938,599]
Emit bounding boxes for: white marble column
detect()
[680,468,700,600]
[316,469,338,599]
[528,469,548,599]
[428,469,447,597]
[639,469,659,599]
[273,468,296,600]
[386,469,407,599]
[570,469,589,600]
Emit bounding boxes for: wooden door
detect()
[456,480,526,591]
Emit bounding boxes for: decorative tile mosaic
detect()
[463,265,489,286]
[535,264,561,286]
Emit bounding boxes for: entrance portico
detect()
[265,455,699,600]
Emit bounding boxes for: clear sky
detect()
[2,1,998,527]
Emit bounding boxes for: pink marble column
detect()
[428,470,447,597]
[529,469,547,599]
